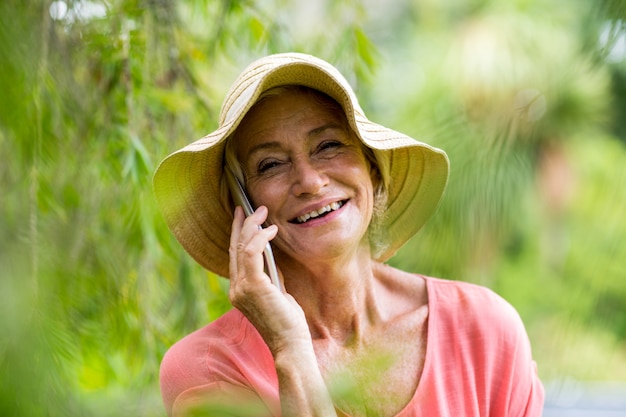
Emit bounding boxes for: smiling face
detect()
[231,87,377,265]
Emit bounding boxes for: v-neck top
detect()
[160,277,544,417]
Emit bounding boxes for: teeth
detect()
[297,201,343,224]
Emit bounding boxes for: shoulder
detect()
[159,309,271,416]
[160,308,250,377]
[425,276,522,332]
[423,275,533,363]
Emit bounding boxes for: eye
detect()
[317,140,343,152]
[257,159,282,174]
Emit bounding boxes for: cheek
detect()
[345,155,376,190]
[247,179,285,212]
[343,163,376,214]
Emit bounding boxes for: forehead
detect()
[232,88,349,157]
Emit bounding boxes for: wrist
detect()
[272,337,317,367]
[273,342,337,417]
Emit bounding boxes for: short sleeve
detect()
[170,382,272,417]
[159,309,281,417]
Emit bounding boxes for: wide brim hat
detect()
[153,52,449,278]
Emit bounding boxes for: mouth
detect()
[290,200,347,224]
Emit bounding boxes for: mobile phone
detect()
[224,164,282,290]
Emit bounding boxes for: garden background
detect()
[1,0,626,415]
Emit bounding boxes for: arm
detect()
[274,343,337,416]
[229,206,337,417]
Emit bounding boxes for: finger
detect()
[230,206,279,290]
[241,205,270,235]
[229,206,245,280]
[236,223,278,282]
[235,205,274,262]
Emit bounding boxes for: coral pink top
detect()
[160,277,544,416]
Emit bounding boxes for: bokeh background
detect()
[1,0,625,415]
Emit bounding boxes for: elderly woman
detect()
[154,53,544,417]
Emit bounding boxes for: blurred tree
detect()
[0,0,377,415]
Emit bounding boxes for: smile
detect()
[291,200,347,224]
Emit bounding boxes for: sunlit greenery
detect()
[1,0,625,415]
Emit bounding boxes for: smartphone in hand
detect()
[224,164,282,290]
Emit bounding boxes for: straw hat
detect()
[153,52,449,278]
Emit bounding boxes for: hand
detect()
[228,206,311,355]
[229,206,337,416]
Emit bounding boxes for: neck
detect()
[277,247,383,346]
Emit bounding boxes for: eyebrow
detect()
[245,123,347,159]
[307,123,345,138]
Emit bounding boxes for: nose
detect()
[291,158,328,196]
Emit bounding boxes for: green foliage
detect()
[1,0,626,415]
[0,0,377,415]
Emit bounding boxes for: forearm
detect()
[274,345,337,417]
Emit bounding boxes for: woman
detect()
[154,53,544,417]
